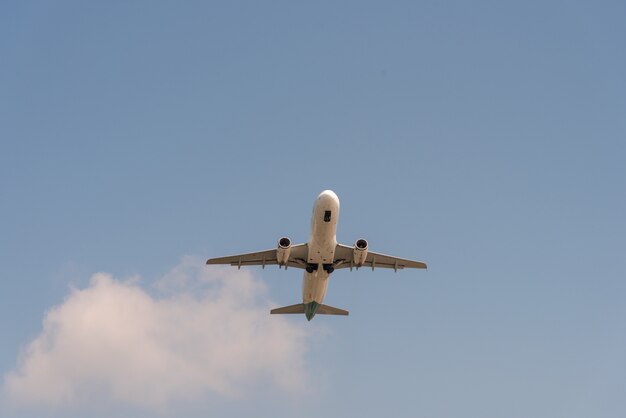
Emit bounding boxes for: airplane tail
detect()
[270,303,349,316]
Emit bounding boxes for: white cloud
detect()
[3,257,311,410]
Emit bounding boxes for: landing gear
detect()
[305,263,334,274]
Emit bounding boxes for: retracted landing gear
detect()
[305,263,335,274]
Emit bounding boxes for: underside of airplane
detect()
[206,190,427,320]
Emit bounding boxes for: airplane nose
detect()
[318,189,338,202]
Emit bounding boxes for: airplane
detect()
[206,190,427,321]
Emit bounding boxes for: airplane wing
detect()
[333,243,427,271]
[206,243,308,269]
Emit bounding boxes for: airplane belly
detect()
[307,239,336,264]
[302,271,329,304]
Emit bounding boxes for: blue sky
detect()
[1,1,625,417]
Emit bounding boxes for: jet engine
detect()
[353,238,368,266]
[277,237,292,266]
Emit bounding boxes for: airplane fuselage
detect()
[302,190,340,319]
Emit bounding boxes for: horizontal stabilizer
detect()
[270,304,305,314]
[270,303,349,316]
[316,304,349,316]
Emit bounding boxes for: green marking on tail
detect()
[304,301,321,321]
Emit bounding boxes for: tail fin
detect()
[270,303,349,316]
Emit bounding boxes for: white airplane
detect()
[206,190,427,321]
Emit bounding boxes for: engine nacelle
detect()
[353,238,368,266]
[276,237,292,265]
